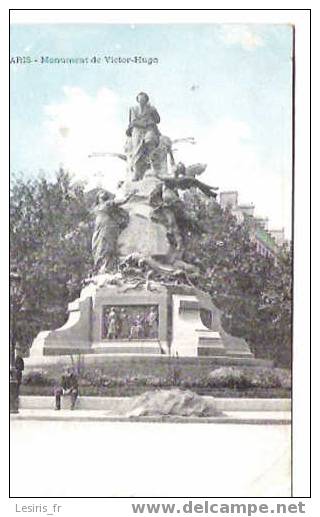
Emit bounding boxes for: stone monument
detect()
[29,92,254,362]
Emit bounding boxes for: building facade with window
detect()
[219,191,286,261]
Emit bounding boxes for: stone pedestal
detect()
[28,278,253,361]
[117,175,171,258]
[30,294,92,357]
[171,294,224,357]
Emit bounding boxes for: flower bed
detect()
[20,365,291,398]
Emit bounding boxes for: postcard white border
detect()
[3,6,311,506]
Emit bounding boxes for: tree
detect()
[10,169,93,353]
[180,191,292,367]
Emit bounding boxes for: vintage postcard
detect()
[8,10,310,501]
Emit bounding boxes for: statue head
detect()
[96,190,114,204]
[136,91,149,106]
[173,162,186,178]
[174,162,186,178]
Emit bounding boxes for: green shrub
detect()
[22,370,55,386]
[207,366,291,390]
[249,367,291,388]
[22,365,291,393]
[208,367,252,389]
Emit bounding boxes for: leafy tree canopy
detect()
[181,191,292,367]
[10,169,93,349]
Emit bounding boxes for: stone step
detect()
[18,395,291,412]
[24,353,274,369]
[10,409,292,425]
[93,346,162,355]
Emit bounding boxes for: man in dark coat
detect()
[14,349,24,391]
[54,368,79,410]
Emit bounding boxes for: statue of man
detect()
[126,92,161,180]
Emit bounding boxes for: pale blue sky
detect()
[10,23,293,234]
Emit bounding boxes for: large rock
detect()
[119,388,223,417]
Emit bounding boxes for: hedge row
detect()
[23,366,291,390]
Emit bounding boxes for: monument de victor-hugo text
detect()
[29,91,255,362]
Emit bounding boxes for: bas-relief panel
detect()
[102,304,159,340]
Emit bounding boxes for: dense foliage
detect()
[10,170,93,349]
[181,191,292,366]
[10,171,292,366]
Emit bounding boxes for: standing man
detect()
[14,346,25,392]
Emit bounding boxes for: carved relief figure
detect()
[106,307,118,339]
[117,307,128,338]
[103,305,159,340]
[145,306,158,338]
[129,313,144,340]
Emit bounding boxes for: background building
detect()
[219,191,288,260]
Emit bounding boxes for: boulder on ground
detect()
[121,388,222,417]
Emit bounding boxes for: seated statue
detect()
[126,92,161,181]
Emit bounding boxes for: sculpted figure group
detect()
[103,305,159,340]
[91,92,218,277]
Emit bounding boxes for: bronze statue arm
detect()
[158,176,218,199]
[88,152,127,161]
[171,137,196,145]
